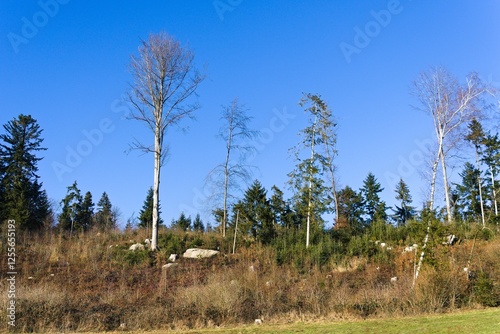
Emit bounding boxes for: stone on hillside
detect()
[182,248,219,259]
[162,263,178,270]
[129,243,145,251]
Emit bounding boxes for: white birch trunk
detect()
[151,128,161,250]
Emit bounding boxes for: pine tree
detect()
[58,181,83,233]
[454,162,485,222]
[482,133,500,217]
[138,187,163,230]
[192,213,205,232]
[235,180,275,244]
[0,114,50,229]
[361,173,387,225]
[96,192,116,230]
[80,191,94,231]
[392,178,415,226]
[172,212,191,231]
[288,94,334,247]
[466,119,487,226]
[336,186,364,232]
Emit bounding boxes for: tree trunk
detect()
[439,142,453,223]
[475,149,486,227]
[222,133,232,238]
[151,128,161,250]
[306,117,317,248]
[489,166,498,216]
[429,151,439,210]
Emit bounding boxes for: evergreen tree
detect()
[466,119,487,225]
[80,191,94,231]
[172,212,191,231]
[138,187,163,230]
[269,185,297,229]
[192,213,205,232]
[58,181,83,233]
[482,133,500,217]
[0,114,50,229]
[96,192,116,230]
[392,178,415,226]
[288,93,338,247]
[336,185,364,232]
[454,162,485,222]
[235,180,275,244]
[361,173,387,224]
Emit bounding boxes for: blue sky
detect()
[1,1,499,228]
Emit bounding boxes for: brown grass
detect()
[0,228,499,332]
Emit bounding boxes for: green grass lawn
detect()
[165,308,500,334]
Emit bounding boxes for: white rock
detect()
[390,276,398,283]
[129,243,145,251]
[380,242,386,248]
[162,263,178,270]
[182,248,219,259]
[255,319,263,325]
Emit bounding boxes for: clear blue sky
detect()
[1,1,499,228]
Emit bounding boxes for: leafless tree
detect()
[128,32,204,250]
[206,98,258,237]
[412,67,487,223]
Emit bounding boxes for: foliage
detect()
[0,114,50,229]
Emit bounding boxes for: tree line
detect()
[1,33,498,252]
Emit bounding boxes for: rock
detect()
[390,276,398,283]
[255,319,263,325]
[168,254,179,262]
[403,244,418,254]
[162,263,178,270]
[446,234,458,246]
[182,248,219,259]
[129,243,145,251]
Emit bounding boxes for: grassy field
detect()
[135,308,500,334]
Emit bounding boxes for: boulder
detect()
[183,248,219,259]
[129,243,145,251]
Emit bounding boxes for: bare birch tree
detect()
[207,98,258,237]
[412,67,486,223]
[128,32,204,250]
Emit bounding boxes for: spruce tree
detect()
[236,180,275,244]
[58,181,83,233]
[336,186,364,232]
[361,173,387,225]
[138,187,163,230]
[0,114,50,229]
[96,192,116,230]
[173,212,191,231]
[192,213,205,232]
[454,162,485,222]
[392,178,415,226]
[80,191,94,231]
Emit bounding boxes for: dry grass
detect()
[0,228,499,332]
